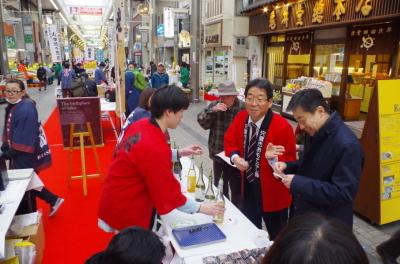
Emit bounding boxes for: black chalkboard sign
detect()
[57,97,103,147]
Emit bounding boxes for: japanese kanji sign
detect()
[46,25,62,62]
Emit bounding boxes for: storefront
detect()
[242,0,400,121]
[203,21,232,84]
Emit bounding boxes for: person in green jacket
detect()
[53,62,62,86]
[180,62,190,88]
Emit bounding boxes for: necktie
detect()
[246,122,258,183]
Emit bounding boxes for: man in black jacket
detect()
[272,89,364,228]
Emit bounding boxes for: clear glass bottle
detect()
[213,172,225,223]
[186,155,196,193]
[204,170,215,202]
[195,162,206,202]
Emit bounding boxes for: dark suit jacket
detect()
[286,112,364,227]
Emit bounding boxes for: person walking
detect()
[273,89,364,228]
[125,62,140,115]
[197,81,244,207]
[1,79,64,216]
[224,78,297,240]
[95,62,108,85]
[36,65,47,92]
[60,62,76,98]
[151,63,169,89]
[53,63,62,86]
[180,62,190,88]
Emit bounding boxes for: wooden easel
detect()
[68,122,101,196]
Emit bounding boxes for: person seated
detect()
[262,213,369,264]
[85,226,165,264]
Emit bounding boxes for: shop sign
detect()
[133,42,142,52]
[164,8,175,38]
[95,49,104,62]
[157,24,165,36]
[205,22,221,47]
[46,25,62,62]
[179,30,191,48]
[85,47,95,61]
[286,33,312,55]
[24,34,33,44]
[348,24,397,54]
[69,7,103,16]
[5,36,16,49]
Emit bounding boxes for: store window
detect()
[204,49,229,84]
[313,44,345,96]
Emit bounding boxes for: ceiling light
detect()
[60,13,68,25]
[50,0,59,10]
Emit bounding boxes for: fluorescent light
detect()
[109,13,114,19]
[60,13,68,25]
[49,0,59,10]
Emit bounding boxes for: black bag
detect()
[70,77,86,97]
[105,89,116,102]
[84,80,98,96]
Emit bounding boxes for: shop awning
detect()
[240,0,277,14]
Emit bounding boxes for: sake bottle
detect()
[173,146,182,180]
[213,172,225,223]
[204,170,216,202]
[195,162,206,202]
[186,155,196,193]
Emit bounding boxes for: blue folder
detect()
[172,223,226,249]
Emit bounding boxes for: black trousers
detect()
[377,229,400,259]
[242,178,288,240]
[16,187,58,215]
[213,159,241,208]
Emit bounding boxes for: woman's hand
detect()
[199,202,225,216]
[179,145,203,156]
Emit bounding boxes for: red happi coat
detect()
[224,110,296,212]
[98,118,186,230]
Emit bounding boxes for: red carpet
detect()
[37,108,118,263]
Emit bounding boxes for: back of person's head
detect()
[63,62,70,69]
[85,227,165,264]
[150,85,189,118]
[99,62,106,67]
[263,214,369,264]
[244,78,273,99]
[138,88,156,110]
[286,88,330,113]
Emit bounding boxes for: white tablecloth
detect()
[0,169,39,260]
[160,157,271,263]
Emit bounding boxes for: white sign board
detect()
[164,8,174,38]
[46,25,62,62]
[85,47,95,61]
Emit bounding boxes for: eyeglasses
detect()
[245,97,269,104]
[4,90,22,95]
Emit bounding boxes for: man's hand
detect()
[281,174,294,189]
[211,103,228,112]
[273,161,287,173]
[265,143,285,159]
[199,202,225,216]
[179,145,203,157]
[233,156,249,172]
[272,172,294,189]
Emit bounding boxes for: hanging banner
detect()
[69,6,103,16]
[113,0,126,119]
[85,46,95,61]
[164,8,174,38]
[46,25,62,62]
[108,26,115,69]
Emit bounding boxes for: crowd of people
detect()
[5,58,399,264]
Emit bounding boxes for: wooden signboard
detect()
[57,97,103,147]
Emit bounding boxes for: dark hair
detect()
[63,62,70,69]
[263,214,369,264]
[99,62,106,67]
[286,89,329,113]
[244,78,273,99]
[6,79,26,91]
[85,227,165,264]
[150,85,189,118]
[138,88,156,110]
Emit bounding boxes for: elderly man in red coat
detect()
[224,78,296,240]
